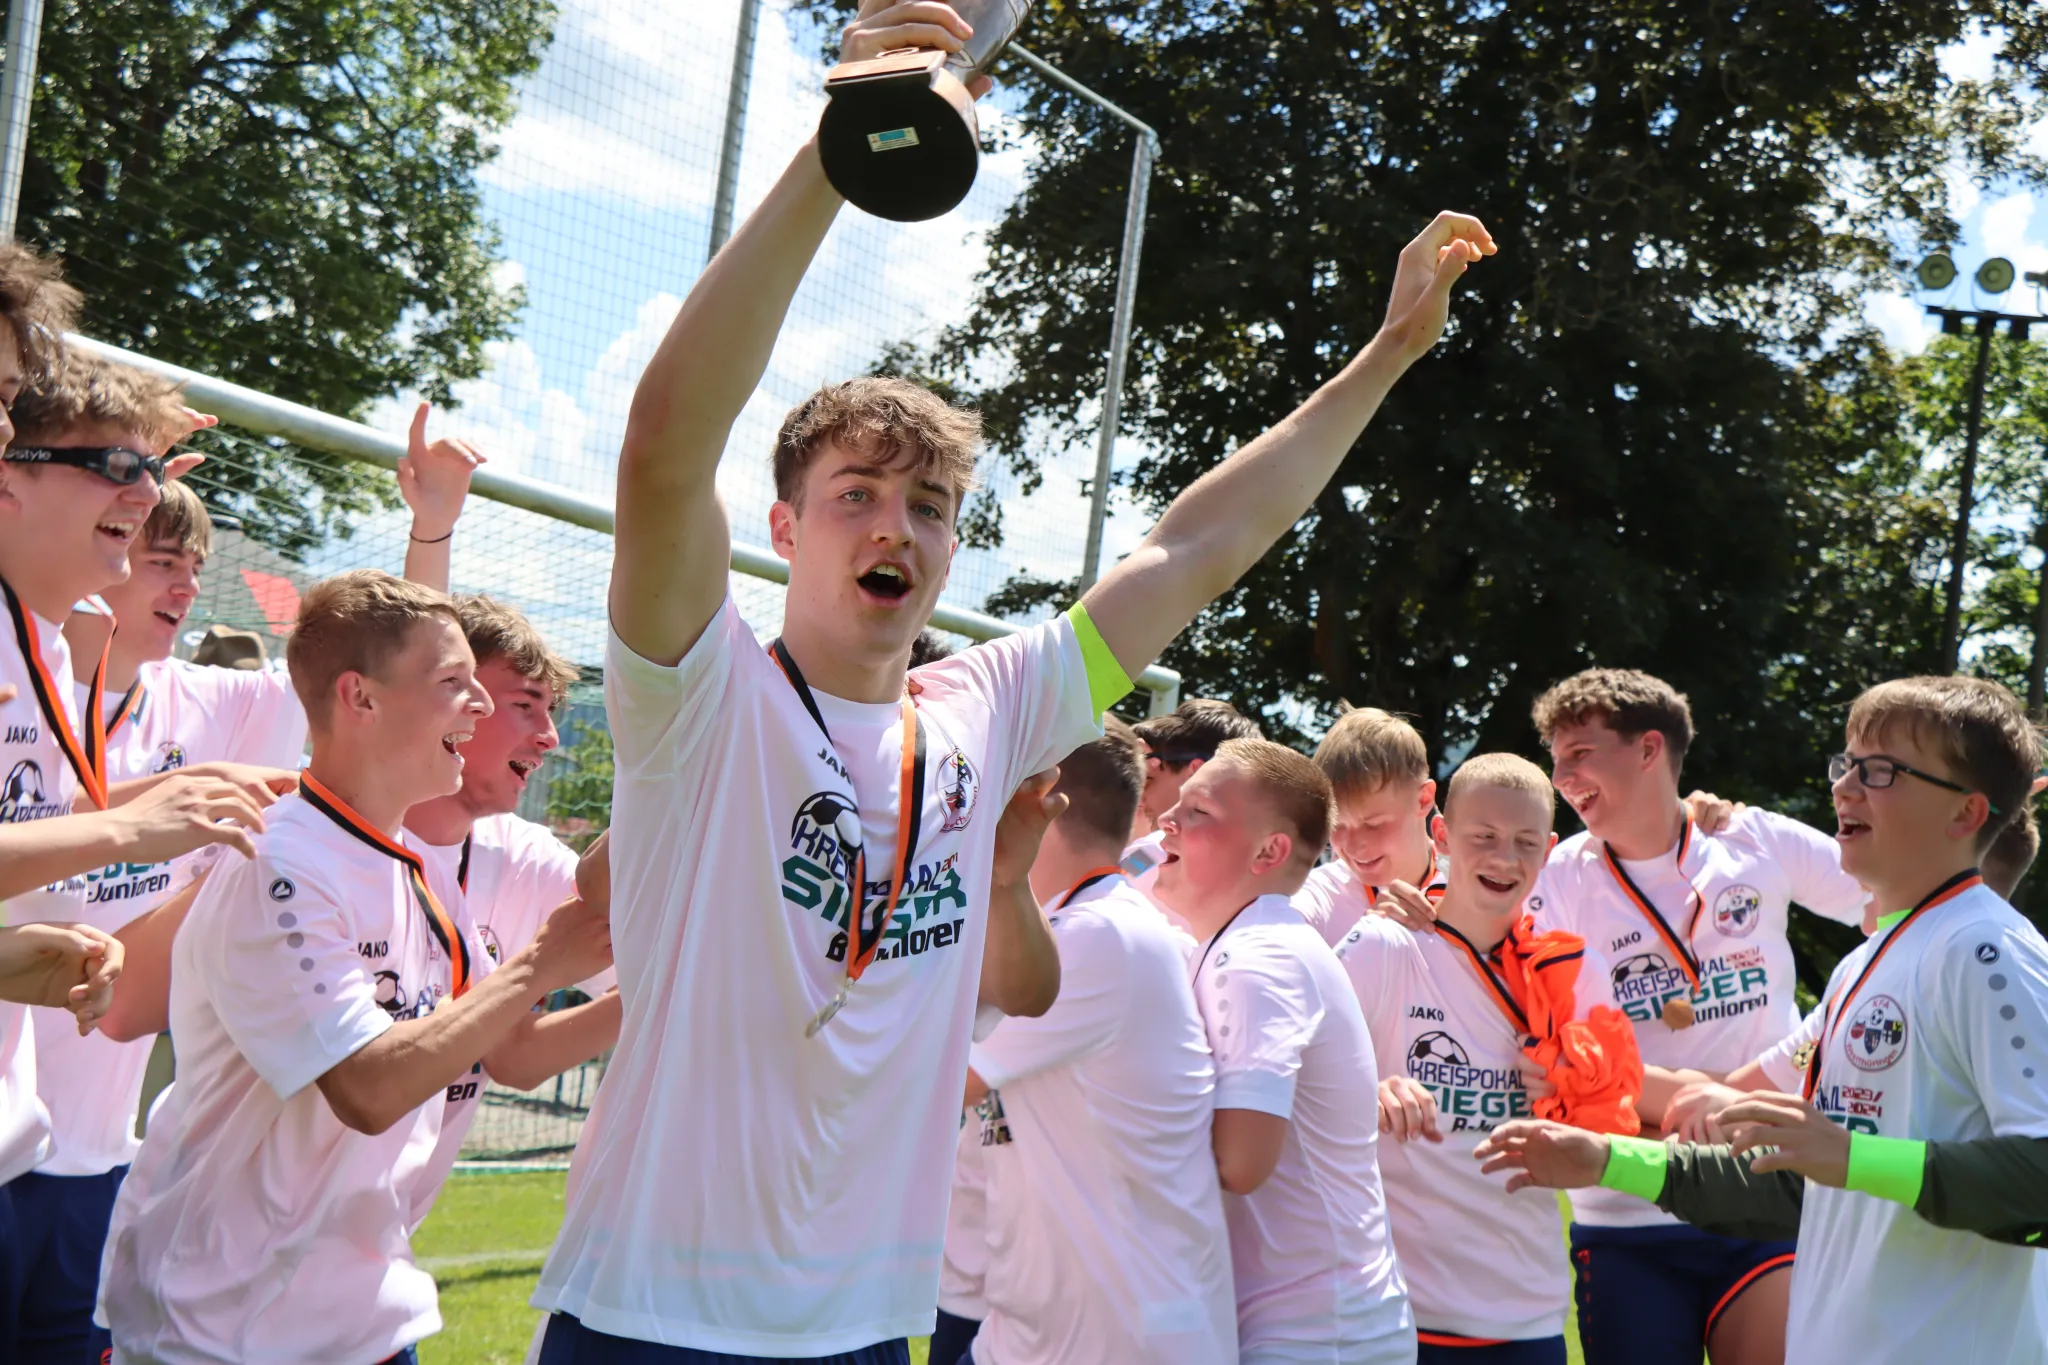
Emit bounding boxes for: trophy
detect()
[817,1,1033,222]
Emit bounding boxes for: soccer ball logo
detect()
[1612,952,1672,988]
[1846,994,1908,1072]
[0,759,46,821]
[1713,884,1763,938]
[1407,1030,1471,1072]
[374,970,408,1018]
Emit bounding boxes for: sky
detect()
[339,5,2048,666]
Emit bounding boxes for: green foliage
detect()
[19,0,557,553]
[545,717,614,851]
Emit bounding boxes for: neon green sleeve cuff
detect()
[1065,602,1135,713]
[1846,1134,1926,1208]
[1600,1134,1671,1202]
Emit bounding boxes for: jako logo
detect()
[3,724,36,744]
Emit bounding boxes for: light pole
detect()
[1916,251,2048,673]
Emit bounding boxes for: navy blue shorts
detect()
[1417,1333,1567,1365]
[1569,1222,1795,1365]
[926,1309,981,1365]
[3,1166,127,1365]
[538,1313,911,1364]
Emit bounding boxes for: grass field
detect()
[413,1170,1581,1365]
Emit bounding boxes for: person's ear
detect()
[769,500,799,561]
[1431,811,1450,855]
[1639,730,1665,773]
[1950,792,1994,845]
[1251,829,1293,876]
[334,669,375,725]
[1546,831,1559,855]
[1416,777,1438,818]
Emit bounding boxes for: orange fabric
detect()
[1497,914,1644,1135]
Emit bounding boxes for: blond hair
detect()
[1314,706,1429,803]
[1445,752,1556,825]
[774,376,981,512]
[456,595,577,700]
[10,353,189,449]
[1846,676,2042,852]
[1532,668,1694,772]
[1213,737,1333,872]
[287,571,462,727]
[0,241,79,384]
[142,479,212,560]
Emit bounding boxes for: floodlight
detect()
[1976,257,2016,293]
[1916,252,1957,290]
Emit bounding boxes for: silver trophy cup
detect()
[818,1,1033,222]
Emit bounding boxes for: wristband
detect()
[1066,602,1134,713]
[1600,1133,1671,1202]
[1845,1134,1926,1208]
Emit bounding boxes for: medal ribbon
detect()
[1802,869,1980,1101]
[768,639,928,998]
[1054,866,1122,911]
[1437,919,1533,1038]
[105,678,144,741]
[3,577,109,808]
[1600,814,1708,990]
[457,832,473,894]
[1365,846,1447,910]
[301,772,473,999]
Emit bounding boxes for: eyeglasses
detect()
[1144,748,1212,771]
[3,445,167,487]
[1828,752,1999,814]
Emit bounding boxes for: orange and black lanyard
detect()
[1601,816,1707,991]
[3,577,109,808]
[104,678,144,742]
[1365,847,1447,910]
[1803,869,1981,1101]
[769,639,927,1036]
[456,833,473,894]
[301,772,473,1000]
[1438,920,1536,1043]
[1053,866,1122,911]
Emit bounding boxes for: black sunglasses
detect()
[1144,748,1214,770]
[4,445,168,487]
[1829,751,2001,815]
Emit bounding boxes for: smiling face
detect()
[1153,760,1299,923]
[347,614,493,806]
[1833,721,1990,903]
[1329,776,1437,886]
[100,536,202,662]
[0,419,164,608]
[771,439,959,673]
[1438,780,1556,919]
[1546,715,1671,838]
[452,655,561,818]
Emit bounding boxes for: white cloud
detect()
[1943,157,1982,221]
[1978,191,2037,265]
[1865,291,1930,355]
[1939,25,2000,84]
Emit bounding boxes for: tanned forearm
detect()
[484,991,622,1092]
[0,812,146,902]
[978,876,1060,1018]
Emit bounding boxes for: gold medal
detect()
[1661,997,1695,1030]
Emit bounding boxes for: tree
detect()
[795,1,2048,981]
[17,0,556,553]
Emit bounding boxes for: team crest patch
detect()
[1712,884,1763,938]
[1791,1040,1818,1074]
[268,877,296,901]
[937,749,980,833]
[479,924,503,963]
[149,741,187,774]
[1846,994,1908,1071]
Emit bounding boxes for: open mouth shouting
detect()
[1836,812,1870,844]
[98,517,143,549]
[508,756,540,788]
[856,561,914,605]
[441,730,472,763]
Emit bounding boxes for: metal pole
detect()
[1078,131,1154,590]
[0,0,45,240]
[1940,315,1997,672]
[707,0,762,262]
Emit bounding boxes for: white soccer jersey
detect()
[1192,894,1412,1364]
[1337,915,1617,1341]
[1530,807,1866,1227]
[1753,1003,1823,1094]
[1789,880,2048,1364]
[26,659,309,1179]
[97,785,490,1363]
[1293,856,1449,949]
[532,600,1102,1353]
[938,1118,991,1321]
[2,585,89,1185]
[968,878,1235,1365]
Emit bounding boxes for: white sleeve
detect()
[1332,914,1402,1034]
[969,912,1126,1087]
[190,854,391,1101]
[1527,858,1571,933]
[1755,810,1868,927]
[604,597,745,775]
[921,615,1101,792]
[174,661,309,770]
[1753,1005,1822,1093]
[1205,943,1321,1119]
[1932,919,2048,1138]
[513,823,615,997]
[1293,863,1361,948]
[1575,943,1623,1015]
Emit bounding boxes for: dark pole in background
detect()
[1940,315,1997,673]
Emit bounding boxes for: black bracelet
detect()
[409,529,454,544]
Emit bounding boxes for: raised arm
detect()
[398,402,485,593]
[1080,213,1495,679]
[609,1,980,666]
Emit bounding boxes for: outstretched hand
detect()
[1473,1118,1612,1194]
[842,1,995,97]
[1716,1093,1852,1187]
[1375,212,1496,363]
[398,402,487,541]
[991,768,1066,888]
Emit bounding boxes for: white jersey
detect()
[1790,881,2048,1364]
[97,787,490,1363]
[1192,894,1412,1364]
[1530,807,1866,1227]
[27,659,308,1179]
[938,1118,990,1321]
[533,600,1102,1353]
[1337,915,1617,1341]
[967,878,1235,1365]
[1753,1004,1823,1093]
[1293,856,1448,949]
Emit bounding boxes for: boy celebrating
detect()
[98,572,611,1363]
[531,2,1491,1356]
[1527,667,1866,1365]
[1338,753,1642,1364]
[1479,673,2048,1365]
[1155,738,1412,1363]
[1295,707,1445,946]
[959,721,1235,1365]
[1128,698,1266,842]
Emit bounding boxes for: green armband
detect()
[1600,1134,1671,1202]
[1065,602,1134,713]
[1846,1134,1926,1208]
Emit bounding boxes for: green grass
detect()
[409,1170,1576,1365]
